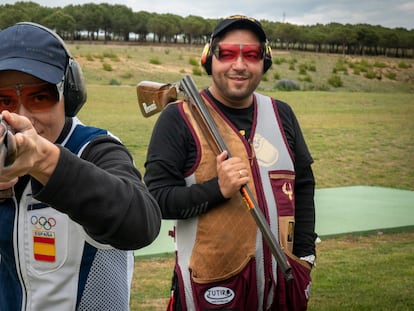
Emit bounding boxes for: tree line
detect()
[1,1,413,58]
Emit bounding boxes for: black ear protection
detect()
[200,38,273,75]
[17,22,87,117]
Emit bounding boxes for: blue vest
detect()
[0,118,134,311]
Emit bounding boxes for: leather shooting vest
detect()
[175,92,295,310]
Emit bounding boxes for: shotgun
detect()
[136,75,293,281]
[0,116,17,199]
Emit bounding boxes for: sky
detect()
[1,0,413,30]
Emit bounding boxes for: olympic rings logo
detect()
[31,215,56,231]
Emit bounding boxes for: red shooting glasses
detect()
[0,83,60,113]
[212,43,264,63]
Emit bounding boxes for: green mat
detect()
[135,186,414,256]
[315,186,414,237]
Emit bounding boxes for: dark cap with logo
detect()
[211,15,267,42]
[0,22,68,84]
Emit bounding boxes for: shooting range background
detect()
[135,186,414,256]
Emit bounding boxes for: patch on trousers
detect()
[204,286,235,305]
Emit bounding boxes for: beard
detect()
[211,71,261,107]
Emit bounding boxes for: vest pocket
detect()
[268,170,295,252]
[190,258,258,310]
[274,251,312,310]
[27,206,69,273]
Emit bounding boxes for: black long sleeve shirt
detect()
[26,117,162,250]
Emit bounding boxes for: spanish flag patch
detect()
[33,231,56,262]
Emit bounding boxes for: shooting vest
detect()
[0,118,133,311]
[174,93,295,310]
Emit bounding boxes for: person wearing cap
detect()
[144,15,317,310]
[0,22,161,310]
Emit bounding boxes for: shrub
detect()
[273,57,286,65]
[302,75,312,82]
[188,57,199,66]
[109,78,121,85]
[328,75,343,87]
[103,52,120,61]
[102,63,113,71]
[298,63,309,75]
[120,72,133,79]
[192,66,203,76]
[374,61,387,68]
[276,79,300,91]
[364,71,376,79]
[384,72,397,80]
[398,61,411,69]
[333,59,348,73]
[149,57,161,65]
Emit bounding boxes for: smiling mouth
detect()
[229,75,248,81]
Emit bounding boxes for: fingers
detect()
[1,111,33,133]
[216,152,250,199]
[0,177,18,189]
[5,130,17,166]
[216,150,228,168]
[238,169,248,178]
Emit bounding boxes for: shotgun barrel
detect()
[180,75,293,282]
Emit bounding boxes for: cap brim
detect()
[0,57,64,84]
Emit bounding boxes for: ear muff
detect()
[200,42,213,75]
[16,22,87,117]
[63,58,87,117]
[263,42,273,74]
[200,40,273,75]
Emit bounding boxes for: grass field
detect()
[79,87,414,192]
[71,44,414,310]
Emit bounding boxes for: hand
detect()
[216,150,250,199]
[0,178,18,191]
[0,111,60,185]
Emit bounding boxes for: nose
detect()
[232,54,248,70]
[15,95,31,116]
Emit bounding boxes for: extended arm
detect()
[0,111,161,250]
[34,137,161,250]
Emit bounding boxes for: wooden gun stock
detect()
[136,81,178,117]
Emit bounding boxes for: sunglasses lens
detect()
[216,45,239,62]
[0,83,59,113]
[214,44,263,63]
[240,45,263,62]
